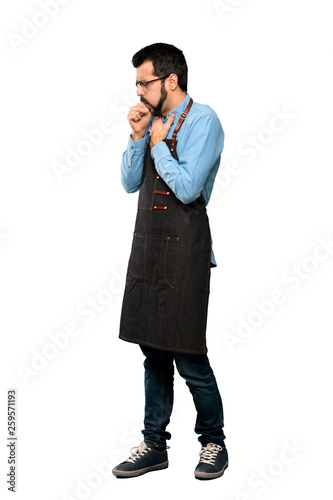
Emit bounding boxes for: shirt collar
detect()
[162,93,191,123]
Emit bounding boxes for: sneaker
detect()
[194,442,228,480]
[112,441,169,478]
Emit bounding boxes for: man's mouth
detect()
[141,101,152,112]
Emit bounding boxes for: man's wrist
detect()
[150,135,161,149]
[131,131,146,142]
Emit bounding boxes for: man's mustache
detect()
[140,97,151,106]
[140,97,153,113]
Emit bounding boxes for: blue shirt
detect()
[121,93,224,266]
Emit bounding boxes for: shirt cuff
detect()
[128,134,147,157]
[150,141,172,163]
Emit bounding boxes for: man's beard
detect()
[140,81,168,117]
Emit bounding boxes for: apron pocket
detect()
[127,232,180,289]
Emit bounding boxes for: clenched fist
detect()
[128,103,151,141]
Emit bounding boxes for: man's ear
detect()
[168,73,178,91]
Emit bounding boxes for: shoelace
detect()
[126,442,151,463]
[199,443,223,465]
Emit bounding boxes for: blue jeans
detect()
[140,345,226,449]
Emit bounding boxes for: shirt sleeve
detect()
[150,114,224,204]
[120,127,150,193]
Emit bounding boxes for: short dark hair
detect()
[132,43,188,92]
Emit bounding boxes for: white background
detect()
[1,0,332,499]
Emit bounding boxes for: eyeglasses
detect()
[135,75,169,90]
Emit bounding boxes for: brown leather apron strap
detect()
[170,97,193,152]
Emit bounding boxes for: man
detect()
[112,43,228,481]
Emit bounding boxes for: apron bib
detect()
[119,100,212,354]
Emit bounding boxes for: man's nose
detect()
[137,86,145,97]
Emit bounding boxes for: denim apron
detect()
[119,104,212,354]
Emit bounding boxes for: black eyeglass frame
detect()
[135,75,170,89]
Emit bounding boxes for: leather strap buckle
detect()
[170,98,193,152]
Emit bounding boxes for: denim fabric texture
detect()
[119,133,212,354]
[121,94,225,267]
[140,345,226,449]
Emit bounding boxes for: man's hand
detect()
[128,103,151,141]
[150,114,175,149]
